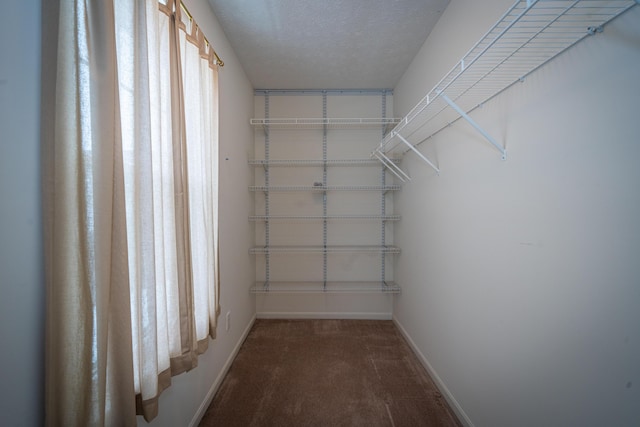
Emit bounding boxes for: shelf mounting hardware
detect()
[373,151,411,182]
[440,93,507,160]
[587,25,603,35]
[395,133,440,174]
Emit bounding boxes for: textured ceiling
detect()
[208,0,450,90]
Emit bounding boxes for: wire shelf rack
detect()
[250,281,401,294]
[372,0,638,179]
[249,159,398,167]
[251,117,401,133]
[249,185,401,192]
[249,245,401,254]
[249,215,401,221]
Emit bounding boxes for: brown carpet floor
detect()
[200,319,461,427]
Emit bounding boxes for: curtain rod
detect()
[179,1,224,67]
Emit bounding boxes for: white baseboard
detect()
[256,311,392,320]
[189,314,257,427]
[392,315,474,427]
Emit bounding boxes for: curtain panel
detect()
[42,0,220,425]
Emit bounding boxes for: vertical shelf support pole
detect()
[440,93,507,160]
[264,92,271,290]
[322,91,328,291]
[380,91,387,287]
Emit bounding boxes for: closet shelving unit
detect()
[249,185,400,192]
[249,245,401,254]
[248,281,401,294]
[372,0,639,180]
[250,107,402,294]
[248,158,396,167]
[250,117,400,133]
[249,215,401,221]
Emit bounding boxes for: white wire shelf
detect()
[249,185,401,192]
[251,117,401,133]
[250,281,401,294]
[372,0,638,179]
[249,245,401,254]
[249,215,401,221]
[249,159,398,167]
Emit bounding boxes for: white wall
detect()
[0,1,44,425]
[142,1,256,426]
[393,2,640,427]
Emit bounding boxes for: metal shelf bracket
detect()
[395,133,440,174]
[440,94,507,161]
[372,151,411,182]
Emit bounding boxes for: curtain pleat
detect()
[43,0,221,424]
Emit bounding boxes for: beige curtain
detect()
[42,0,220,424]
[177,0,221,346]
[42,0,136,425]
[117,0,180,420]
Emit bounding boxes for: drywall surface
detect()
[253,92,396,318]
[140,1,256,426]
[0,1,44,425]
[393,2,640,427]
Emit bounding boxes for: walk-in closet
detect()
[6,0,640,426]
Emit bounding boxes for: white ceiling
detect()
[208,0,450,90]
